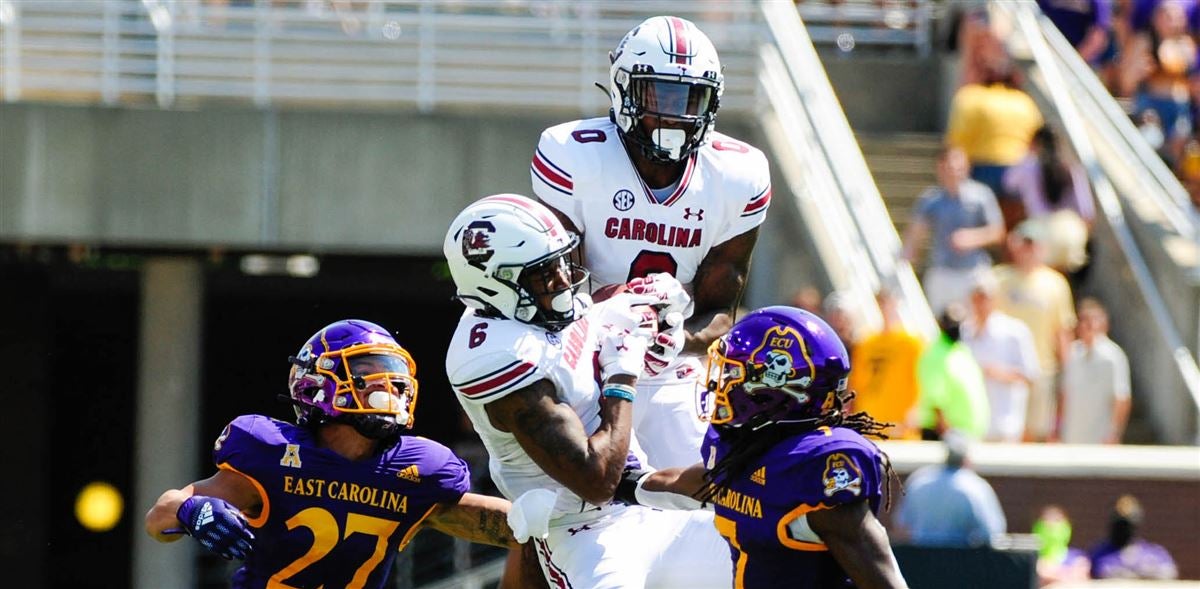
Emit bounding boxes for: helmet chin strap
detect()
[339,413,400,440]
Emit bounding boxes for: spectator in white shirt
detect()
[1060,298,1131,444]
[961,271,1042,442]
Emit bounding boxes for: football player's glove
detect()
[598,302,656,379]
[627,273,692,328]
[644,329,684,377]
[173,495,256,560]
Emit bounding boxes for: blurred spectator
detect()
[1177,135,1200,216]
[789,285,824,315]
[822,291,859,353]
[1038,0,1113,66]
[1001,125,1094,274]
[1032,505,1091,586]
[848,288,925,439]
[1089,495,1179,579]
[1060,298,1131,444]
[902,147,1006,315]
[946,51,1045,201]
[895,430,1006,548]
[1128,0,1200,34]
[955,2,1007,87]
[1116,2,1197,163]
[916,303,991,440]
[961,271,1041,443]
[993,220,1077,442]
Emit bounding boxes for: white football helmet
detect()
[444,194,589,331]
[609,16,724,163]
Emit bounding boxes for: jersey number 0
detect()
[627,250,679,282]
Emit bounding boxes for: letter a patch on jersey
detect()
[397,465,421,483]
[279,444,303,468]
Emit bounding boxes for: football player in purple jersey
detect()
[615,306,909,589]
[145,319,517,589]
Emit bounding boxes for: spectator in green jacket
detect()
[917,303,991,440]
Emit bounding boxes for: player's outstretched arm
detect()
[484,376,635,506]
[616,463,709,510]
[807,500,908,589]
[144,469,262,543]
[424,492,519,549]
[686,227,759,354]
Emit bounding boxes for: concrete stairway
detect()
[855,132,942,236]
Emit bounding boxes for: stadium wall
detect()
[880,441,1200,580]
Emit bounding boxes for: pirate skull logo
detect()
[822,454,863,497]
[762,350,794,387]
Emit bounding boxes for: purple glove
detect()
[173,495,256,560]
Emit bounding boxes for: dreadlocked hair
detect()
[698,390,901,511]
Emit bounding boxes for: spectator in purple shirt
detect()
[1002,125,1094,274]
[1089,494,1179,580]
[1038,0,1113,65]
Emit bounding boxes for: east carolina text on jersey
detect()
[213,415,469,589]
[532,117,772,289]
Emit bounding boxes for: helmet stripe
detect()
[668,17,690,65]
[484,194,563,237]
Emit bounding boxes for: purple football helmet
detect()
[287,320,418,439]
[705,306,849,430]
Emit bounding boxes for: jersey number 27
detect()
[269,507,399,589]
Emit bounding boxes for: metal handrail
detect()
[1033,4,1196,240]
[795,0,932,57]
[760,0,937,339]
[1001,2,1200,421]
[0,0,762,114]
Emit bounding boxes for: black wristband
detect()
[614,467,648,505]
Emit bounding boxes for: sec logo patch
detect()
[613,189,635,211]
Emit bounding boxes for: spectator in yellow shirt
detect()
[848,288,925,439]
[946,55,1044,227]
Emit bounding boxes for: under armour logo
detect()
[683,208,704,221]
[567,524,593,536]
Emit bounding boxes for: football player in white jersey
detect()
[443,194,732,589]
[531,15,772,470]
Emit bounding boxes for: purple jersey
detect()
[213,415,470,589]
[701,426,886,588]
[1089,538,1179,579]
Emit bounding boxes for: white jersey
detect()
[445,298,640,521]
[531,117,772,291]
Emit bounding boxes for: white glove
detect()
[644,328,684,377]
[507,488,558,544]
[627,273,692,327]
[598,303,655,379]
